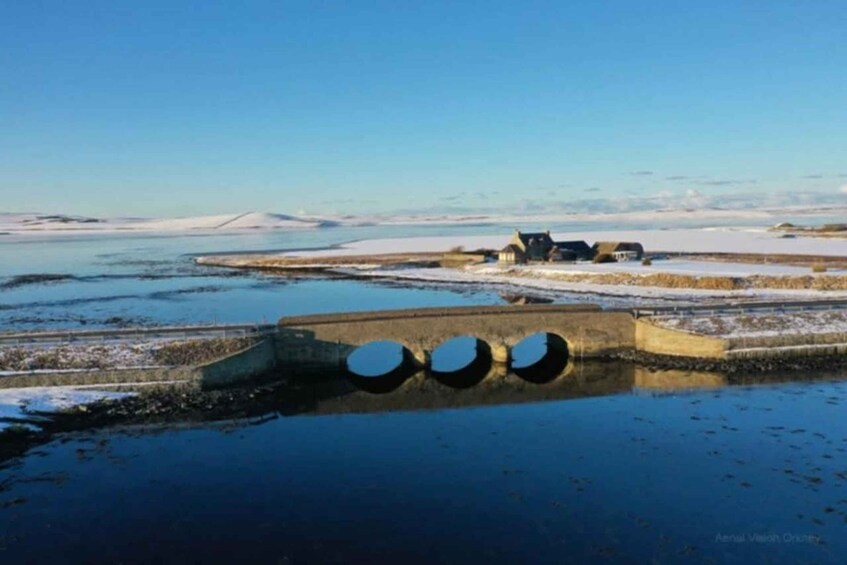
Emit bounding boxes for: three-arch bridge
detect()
[276,304,634,380]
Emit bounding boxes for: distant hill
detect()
[0,211,341,233]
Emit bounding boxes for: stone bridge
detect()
[276,304,635,375]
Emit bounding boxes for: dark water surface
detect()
[3,368,846,564]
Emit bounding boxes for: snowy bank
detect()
[654,310,847,339]
[348,265,847,302]
[0,386,134,432]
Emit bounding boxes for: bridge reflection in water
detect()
[344,331,580,392]
[278,359,733,416]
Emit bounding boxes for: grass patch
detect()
[151,337,258,366]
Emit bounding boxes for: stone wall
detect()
[0,366,200,389]
[635,318,728,359]
[0,339,279,390]
[196,338,277,389]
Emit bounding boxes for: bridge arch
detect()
[344,340,419,393]
[510,332,571,384]
[429,336,493,389]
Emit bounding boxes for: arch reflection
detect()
[511,332,570,384]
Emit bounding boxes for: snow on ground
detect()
[0,341,163,373]
[284,228,847,258]
[0,386,134,432]
[0,212,336,233]
[509,260,846,278]
[130,212,335,231]
[346,265,847,301]
[367,208,781,226]
[358,204,847,227]
[3,204,847,235]
[654,310,847,338]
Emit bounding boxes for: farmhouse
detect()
[498,230,593,264]
[497,230,645,264]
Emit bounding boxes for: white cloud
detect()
[839,185,847,194]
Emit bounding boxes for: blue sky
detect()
[1,0,845,217]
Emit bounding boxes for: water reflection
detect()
[4,364,847,563]
[294,361,741,416]
[511,333,570,384]
[430,337,492,389]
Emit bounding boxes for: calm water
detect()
[2,368,846,563]
[3,216,844,330]
[0,223,655,331]
[3,226,847,563]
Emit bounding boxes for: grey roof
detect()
[555,240,591,252]
[516,231,554,246]
[593,241,644,254]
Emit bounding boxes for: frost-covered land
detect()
[199,228,847,302]
[0,386,134,432]
[0,212,339,233]
[0,337,256,373]
[654,310,847,338]
[349,264,847,301]
[278,228,847,257]
[4,204,847,234]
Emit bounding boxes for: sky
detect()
[1,0,845,218]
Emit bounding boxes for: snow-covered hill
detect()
[0,212,340,234]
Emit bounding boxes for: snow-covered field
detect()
[0,212,338,233]
[187,228,847,302]
[3,204,847,235]
[267,230,847,301]
[0,386,134,432]
[0,342,163,373]
[284,228,847,258]
[506,260,845,278]
[348,265,847,301]
[654,310,847,338]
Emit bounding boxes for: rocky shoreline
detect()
[614,349,847,375]
[0,378,294,463]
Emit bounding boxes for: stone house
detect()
[592,241,644,261]
[555,240,593,261]
[498,230,592,264]
[498,244,526,265]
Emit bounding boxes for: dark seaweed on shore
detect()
[1,274,76,290]
[615,350,847,376]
